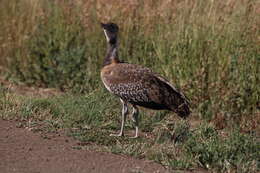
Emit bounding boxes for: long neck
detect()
[103,43,120,66]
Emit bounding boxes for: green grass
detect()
[0,0,259,172]
[0,86,259,172]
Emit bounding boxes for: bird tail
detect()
[171,91,191,119]
[175,101,191,119]
[155,75,191,118]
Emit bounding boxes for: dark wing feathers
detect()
[155,76,191,117]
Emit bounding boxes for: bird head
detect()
[101,22,119,45]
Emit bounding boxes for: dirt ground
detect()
[0,119,170,173]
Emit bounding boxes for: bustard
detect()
[100,22,190,138]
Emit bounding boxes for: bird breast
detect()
[101,63,153,103]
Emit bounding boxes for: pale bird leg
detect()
[110,99,128,137]
[130,105,139,138]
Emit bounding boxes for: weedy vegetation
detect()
[0,0,259,172]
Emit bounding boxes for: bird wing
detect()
[154,74,191,106]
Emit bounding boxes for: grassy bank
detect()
[0,86,259,172]
[0,0,259,172]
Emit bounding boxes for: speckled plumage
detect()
[100,22,190,138]
[101,63,190,117]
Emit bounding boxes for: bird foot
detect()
[109,133,124,137]
[129,135,139,139]
[109,133,138,138]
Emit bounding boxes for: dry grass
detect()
[0,1,259,172]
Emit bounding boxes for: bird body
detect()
[100,22,190,138]
[101,63,190,116]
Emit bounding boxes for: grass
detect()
[0,0,259,123]
[0,85,259,172]
[0,0,259,172]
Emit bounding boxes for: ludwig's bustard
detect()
[101,22,190,138]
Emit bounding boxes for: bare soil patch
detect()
[0,119,168,173]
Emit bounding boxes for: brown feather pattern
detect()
[101,63,190,118]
